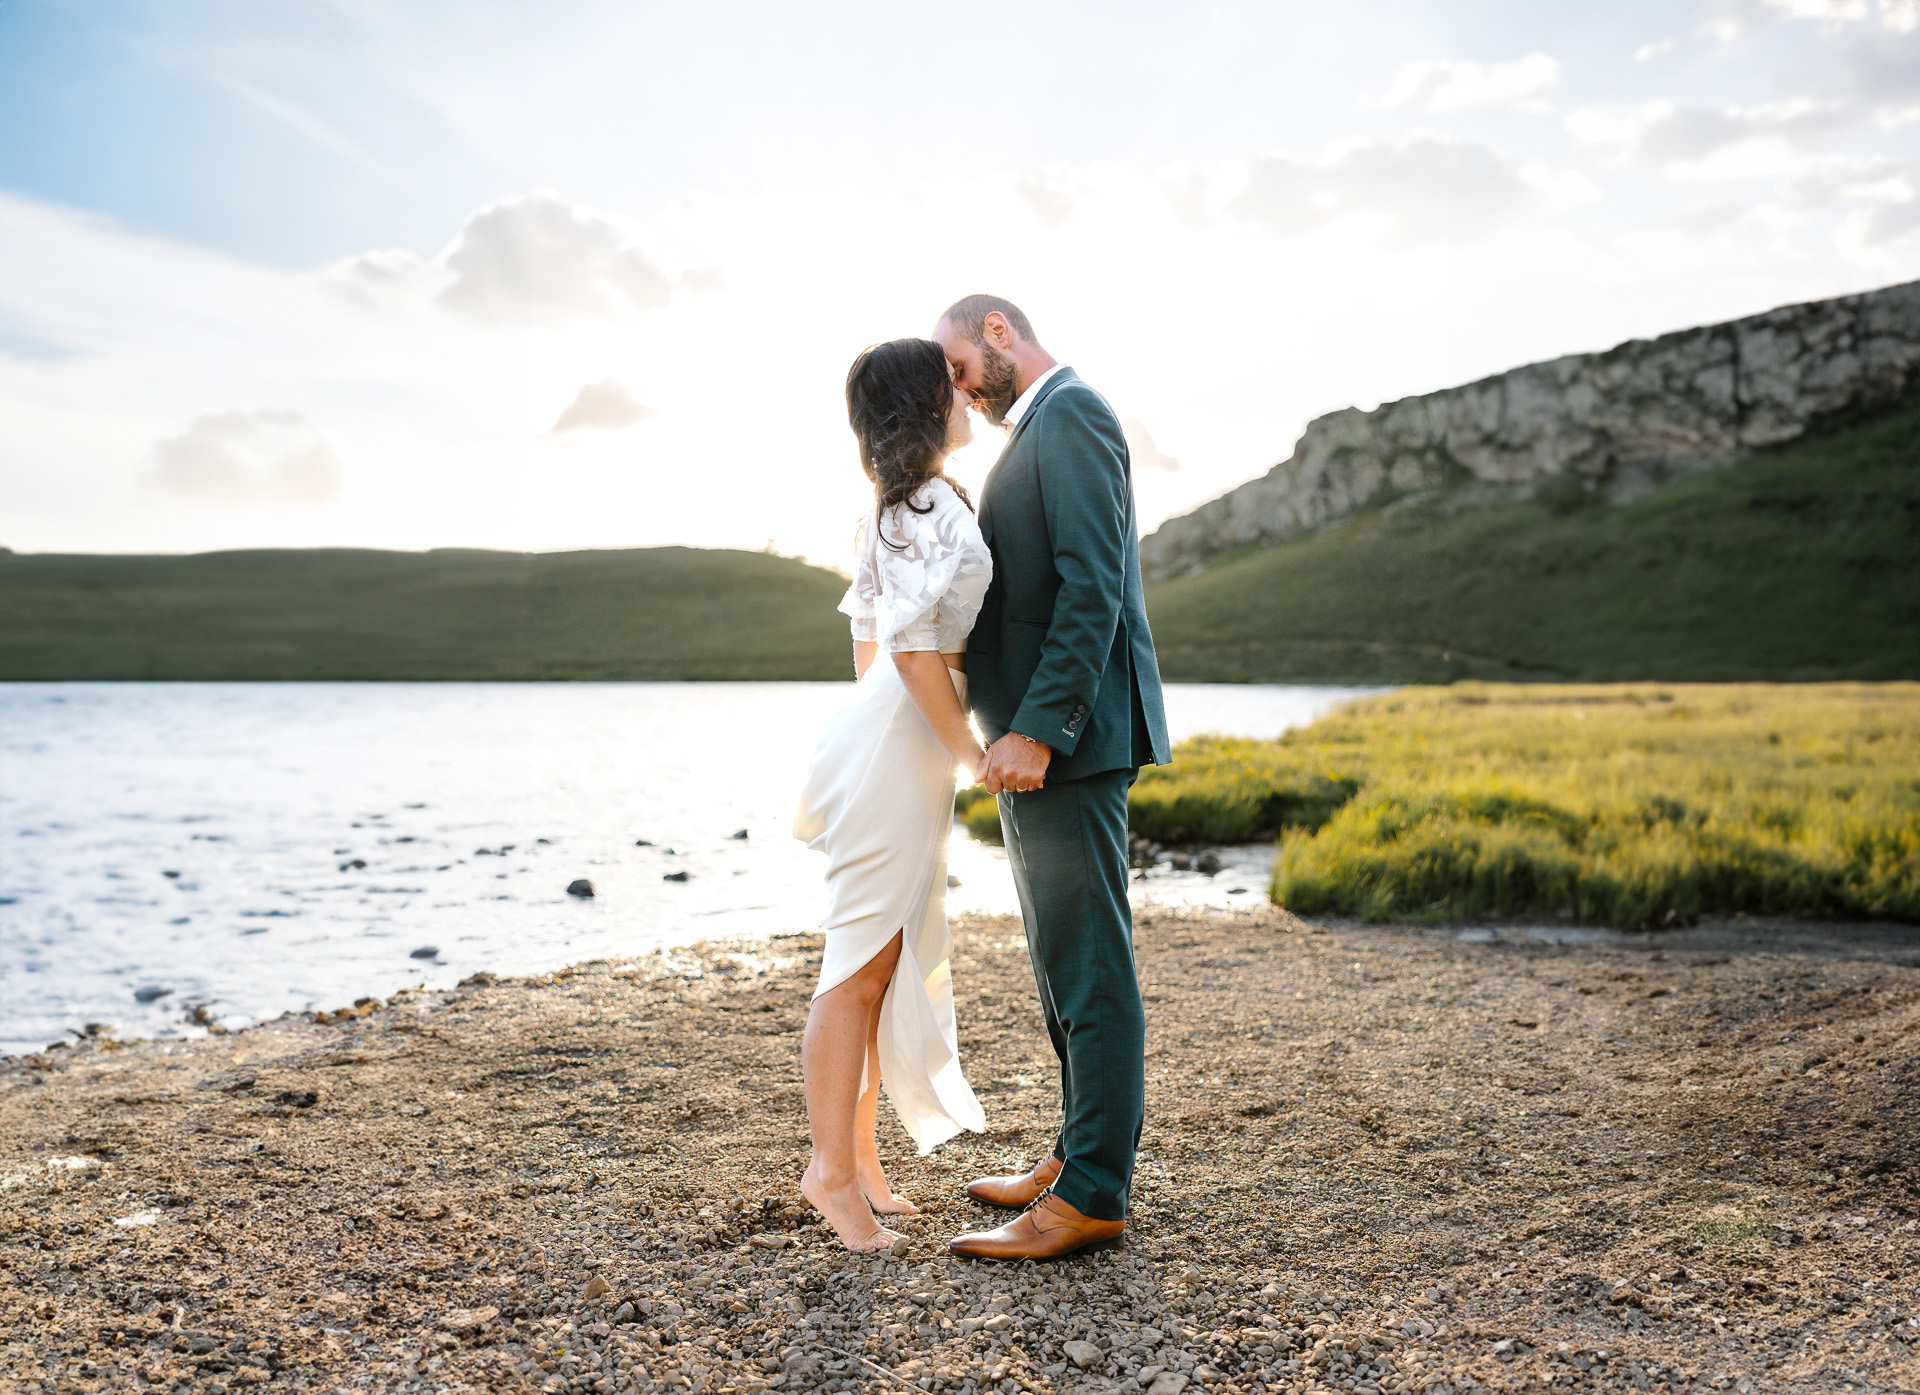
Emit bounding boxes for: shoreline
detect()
[3,908,1916,1394]
[13,905,1916,1066]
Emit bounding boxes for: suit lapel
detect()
[979,367,1079,543]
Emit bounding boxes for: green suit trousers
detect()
[997,766,1145,1222]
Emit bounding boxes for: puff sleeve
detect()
[836,515,879,643]
[872,482,992,652]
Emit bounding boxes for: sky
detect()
[2,0,1919,565]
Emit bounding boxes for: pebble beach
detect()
[2,908,1916,1394]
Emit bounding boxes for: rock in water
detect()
[1196,851,1222,875]
[1140,278,1920,578]
[662,871,691,883]
[132,985,171,1003]
[409,946,439,960]
[730,828,749,840]
[567,879,596,898]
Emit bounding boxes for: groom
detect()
[934,295,1170,1261]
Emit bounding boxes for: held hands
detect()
[978,732,1052,795]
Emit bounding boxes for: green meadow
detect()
[1127,683,1920,929]
[0,546,854,681]
[1144,397,1920,684]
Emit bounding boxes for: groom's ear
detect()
[981,311,1015,349]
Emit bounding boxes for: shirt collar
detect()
[1003,363,1069,428]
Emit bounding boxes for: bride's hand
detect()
[966,745,989,783]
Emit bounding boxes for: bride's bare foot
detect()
[857,1158,920,1215]
[802,1159,907,1252]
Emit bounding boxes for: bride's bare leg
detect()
[856,982,919,1214]
[801,931,907,1251]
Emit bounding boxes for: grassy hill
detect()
[0,546,856,680]
[7,397,1916,685]
[1145,396,1920,683]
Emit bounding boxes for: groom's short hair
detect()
[939,294,1039,348]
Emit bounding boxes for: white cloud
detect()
[437,192,673,326]
[1634,38,1679,61]
[1385,52,1559,112]
[320,191,686,328]
[1567,98,1853,173]
[1706,0,1920,35]
[1122,418,1179,472]
[317,247,435,312]
[1231,138,1534,242]
[143,411,342,506]
[1013,180,1074,230]
[550,379,654,435]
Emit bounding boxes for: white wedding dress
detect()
[792,477,992,1153]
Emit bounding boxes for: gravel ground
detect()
[2,908,1917,1395]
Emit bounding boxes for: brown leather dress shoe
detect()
[964,1156,1063,1208]
[948,1193,1123,1262]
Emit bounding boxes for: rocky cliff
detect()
[1140,278,1920,579]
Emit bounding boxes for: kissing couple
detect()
[792,294,1170,1262]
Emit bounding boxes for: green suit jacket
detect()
[965,368,1171,783]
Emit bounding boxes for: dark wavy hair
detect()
[845,338,973,550]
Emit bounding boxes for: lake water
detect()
[0,682,1378,1056]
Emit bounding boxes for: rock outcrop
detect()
[1141,279,1920,579]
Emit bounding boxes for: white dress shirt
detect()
[1003,363,1069,428]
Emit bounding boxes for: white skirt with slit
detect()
[792,657,986,1154]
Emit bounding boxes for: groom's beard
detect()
[972,342,1019,427]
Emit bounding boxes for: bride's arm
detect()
[853,640,878,680]
[893,650,987,777]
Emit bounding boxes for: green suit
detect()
[965,367,1170,1221]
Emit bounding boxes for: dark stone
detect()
[730,829,750,840]
[339,858,367,871]
[1196,851,1223,875]
[567,879,596,899]
[273,1090,319,1109]
[409,946,440,960]
[662,871,691,883]
[611,1302,637,1325]
[133,985,171,1003]
[161,870,181,879]
[1168,853,1192,871]
[634,839,654,846]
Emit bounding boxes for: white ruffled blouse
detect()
[839,477,993,653]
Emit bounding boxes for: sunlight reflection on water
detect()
[0,681,1379,1054]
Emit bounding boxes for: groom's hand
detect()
[981,733,1052,795]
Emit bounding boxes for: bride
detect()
[791,338,992,1251]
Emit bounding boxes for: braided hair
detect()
[845,338,974,551]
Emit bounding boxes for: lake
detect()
[0,682,1378,1056]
